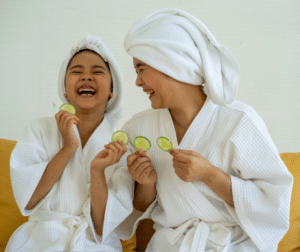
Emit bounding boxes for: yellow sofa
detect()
[0,138,299,251]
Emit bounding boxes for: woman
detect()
[120,8,293,251]
[6,34,133,251]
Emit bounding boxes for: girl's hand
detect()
[90,139,127,173]
[127,149,157,185]
[168,149,213,182]
[55,111,80,152]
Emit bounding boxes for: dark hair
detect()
[66,48,113,94]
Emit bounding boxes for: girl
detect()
[120,8,293,251]
[6,34,133,251]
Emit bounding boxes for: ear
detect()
[109,93,114,98]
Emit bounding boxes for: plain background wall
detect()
[0,0,299,153]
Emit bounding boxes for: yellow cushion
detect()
[121,233,137,252]
[0,138,136,252]
[0,139,28,252]
[278,153,300,252]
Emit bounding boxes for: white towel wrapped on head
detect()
[124,8,239,107]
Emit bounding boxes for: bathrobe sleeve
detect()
[83,141,137,244]
[10,119,54,216]
[225,113,293,251]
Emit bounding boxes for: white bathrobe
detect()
[6,116,134,251]
[120,97,293,252]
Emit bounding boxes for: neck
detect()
[169,87,207,130]
[76,110,104,139]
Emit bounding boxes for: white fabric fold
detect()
[124,8,239,107]
[165,219,235,252]
[29,210,89,251]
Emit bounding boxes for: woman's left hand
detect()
[168,149,213,182]
[91,139,127,173]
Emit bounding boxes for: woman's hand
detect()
[55,111,80,152]
[90,139,127,173]
[168,149,213,182]
[127,149,157,185]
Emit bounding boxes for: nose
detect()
[136,74,143,87]
[81,73,93,81]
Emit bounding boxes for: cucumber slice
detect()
[134,136,151,151]
[112,130,129,145]
[59,103,76,115]
[157,137,173,151]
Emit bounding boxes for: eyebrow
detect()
[134,63,147,69]
[69,65,106,70]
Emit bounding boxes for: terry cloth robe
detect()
[119,97,293,252]
[6,116,134,252]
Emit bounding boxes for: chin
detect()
[77,102,96,111]
[151,103,163,110]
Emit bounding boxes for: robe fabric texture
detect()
[6,117,134,251]
[120,97,293,252]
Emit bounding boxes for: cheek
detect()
[96,76,112,90]
[65,76,78,93]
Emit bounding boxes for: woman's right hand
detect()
[55,111,80,152]
[127,149,157,185]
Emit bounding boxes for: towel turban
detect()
[124,8,240,107]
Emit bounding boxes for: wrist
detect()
[201,164,215,184]
[61,146,77,156]
[137,181,156,190]
[90,165,106,176]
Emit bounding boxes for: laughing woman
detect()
[6,35,133,251]
[120,8,293,251]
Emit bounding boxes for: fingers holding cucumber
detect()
[112,131,129,145]
[55,104,80,152]
[59,103,76,115]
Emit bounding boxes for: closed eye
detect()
[136,68,145,74]
[71,71,82,74]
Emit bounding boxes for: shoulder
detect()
[26,117,57,132]
[221,101,277,149]
[122,108,158,129]
[19,117,58,144]
[219,101,268,131]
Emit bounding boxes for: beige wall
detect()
[0,0,299,153]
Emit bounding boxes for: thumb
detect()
[167,148,177,156]
[95,149,110,159]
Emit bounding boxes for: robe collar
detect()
[160,97,218,150]
[72,116,113,163]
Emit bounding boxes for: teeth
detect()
[78,88,95,92]
[146,90,154,95]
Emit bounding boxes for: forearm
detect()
[90,169,108,235]
[203,166,234,207]
[133,182,157,212]
[25,147,75,210]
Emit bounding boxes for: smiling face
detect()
[133,58,176,109]
[65,51,112,114]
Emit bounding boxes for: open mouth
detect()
[145,90,155,98]
[77,88,96,97]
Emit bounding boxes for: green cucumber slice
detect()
[157,137,173,151]
[112,130,129,145]
[59,103,76,115]
[134,136,151,151]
